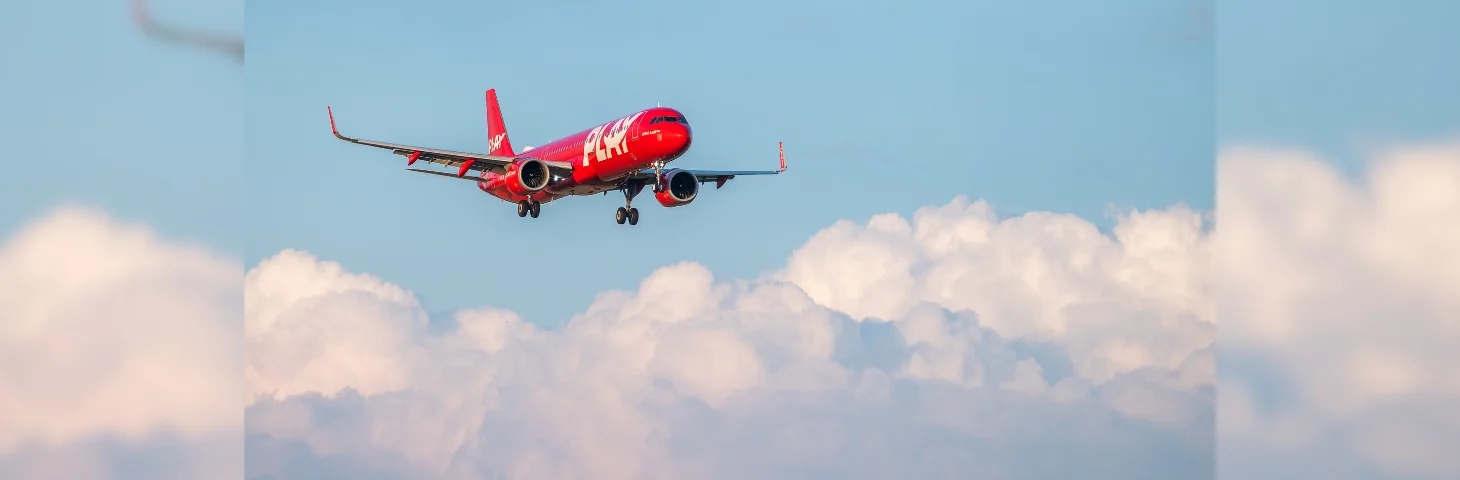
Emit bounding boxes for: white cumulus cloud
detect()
[7,140,1450,479]
[244,196,1216,479]
[1215,137,1460,479]
[0,206,242,480]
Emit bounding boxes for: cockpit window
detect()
[665,117,679,123]
[677,117,687,125]
[649,117,662,124]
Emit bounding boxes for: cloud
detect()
[0,206,242,479]
[1215,137,1460,479]
[244,197,1216,479]
[4,137,1446,480]
[779,197,1215,386]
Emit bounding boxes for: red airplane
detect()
[327,89,786,225]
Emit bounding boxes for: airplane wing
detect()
[327,107,575,178]
[626,142,788,188]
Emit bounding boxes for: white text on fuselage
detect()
[582,112,644,166]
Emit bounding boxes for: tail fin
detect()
[485,89,516,157]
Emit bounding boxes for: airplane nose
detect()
[678,125,692,152]
[663,124,691,154]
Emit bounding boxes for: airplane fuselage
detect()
[476,107,692,203]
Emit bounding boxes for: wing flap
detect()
[405,167,493,182]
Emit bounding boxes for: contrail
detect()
[131,0,243,62]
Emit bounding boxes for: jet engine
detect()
[503,159,550,196]
[654,169,699,208]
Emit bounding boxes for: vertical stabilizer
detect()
[485,89,516,157]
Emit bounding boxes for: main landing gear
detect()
[516,199,540,218]
[615,183,640,226]
[615,206,638,225]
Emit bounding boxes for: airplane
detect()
[326,89,786,225]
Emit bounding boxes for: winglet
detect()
[778,141,787,172]
[326,106,351,141]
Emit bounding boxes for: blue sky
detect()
[245,0,1214,325]
[1218,0,1460,167]
[7,0,1449,330]
[0,0,242,252]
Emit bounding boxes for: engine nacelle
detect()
[503,159,550,196]
[654,169,699,208]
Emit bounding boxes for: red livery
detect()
[327,89,786,225]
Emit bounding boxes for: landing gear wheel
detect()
[529,201,541,218]
[627,207,639,225]
[517,201,528,217]
[615,207,627,224]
